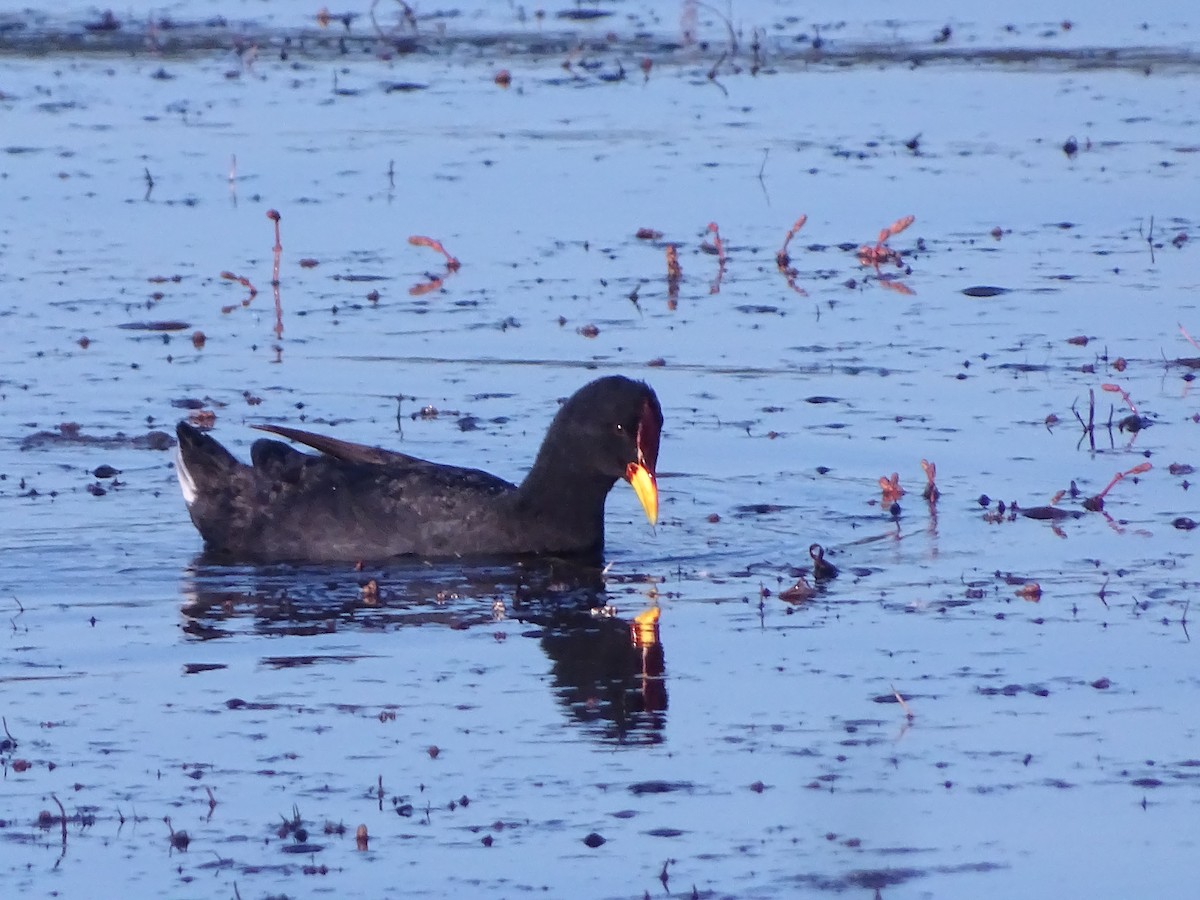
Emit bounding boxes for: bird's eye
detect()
[614,423,625,434]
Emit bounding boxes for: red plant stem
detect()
[1180,322,1200,352]
[267,209,282,252]
[1095,462,1152,501]
[1100,382,1138,414]
[263,211,283,336]
[778,215,807,259]
[706,222,726,267]
[221,271,258,298]
[273,280,283,339]
[408,235,461,271]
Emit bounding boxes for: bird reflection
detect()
[522,603,666,746]
[178,554,667,744]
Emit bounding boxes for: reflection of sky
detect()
[2,8,1199,898]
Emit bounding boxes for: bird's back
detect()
[178,423,525,561]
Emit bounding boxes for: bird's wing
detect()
[251,423,427,467]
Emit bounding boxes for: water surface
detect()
[2,3,1200,897]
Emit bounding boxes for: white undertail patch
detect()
[175,445,197,507]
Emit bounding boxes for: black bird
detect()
[175,376,662,563]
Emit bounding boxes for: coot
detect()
[175,376,662,562]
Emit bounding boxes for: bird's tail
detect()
[175,422,241,506]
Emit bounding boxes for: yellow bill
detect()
[625,461,659,526]
[631,605,661,648]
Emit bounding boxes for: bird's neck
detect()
[517,447,615,538]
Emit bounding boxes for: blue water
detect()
[2,6,1199,898]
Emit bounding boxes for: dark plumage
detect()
[175,376,662,563]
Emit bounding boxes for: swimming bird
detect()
[175,375,661,563]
